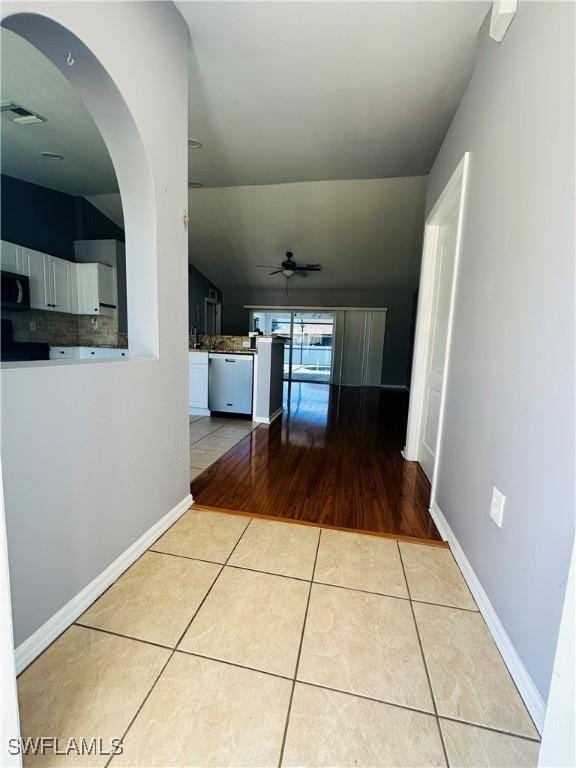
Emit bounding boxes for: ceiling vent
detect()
[0,101,47,125]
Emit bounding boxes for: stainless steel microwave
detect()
[1,270,31,310]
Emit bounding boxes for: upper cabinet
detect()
[28,249,76,312]
[1,240,115,316]
[77,263,117,316]
[0,241,28,276]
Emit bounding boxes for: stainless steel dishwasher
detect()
[208,353,254,414]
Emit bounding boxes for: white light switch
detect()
[490,486,506,528]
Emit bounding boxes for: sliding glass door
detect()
[289,313,334,383]
[249,308,386,386]
[250,310,334,384]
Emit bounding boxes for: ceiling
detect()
[178,1,489,187]
[188,176,428,293]
[0,28,118,197]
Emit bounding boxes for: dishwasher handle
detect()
[225,358,237,363]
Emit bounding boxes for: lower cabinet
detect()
[189,351,210,415]
[49,347,128,360]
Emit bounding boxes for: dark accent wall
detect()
[0,174,124,261]
[188,261,221,333]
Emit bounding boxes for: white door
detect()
[419,221,458,480]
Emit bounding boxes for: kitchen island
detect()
[189,336,285,423]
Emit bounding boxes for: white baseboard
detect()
[254,406,283,425]
[15,493,193,674]
[429,502,546,734]
[189,407,210,416]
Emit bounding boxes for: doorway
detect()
[404,153,469,492]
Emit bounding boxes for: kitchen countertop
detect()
[189,348,257,355]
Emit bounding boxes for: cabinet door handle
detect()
[225,358,236,363]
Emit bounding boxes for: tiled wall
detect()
[3,308,124,348]
[195,334,250,351]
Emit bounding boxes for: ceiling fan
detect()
[257,251,322,279]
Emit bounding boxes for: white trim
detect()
[189,407,210,416]
[253,406,283,425]
[14,493,193,674]
[245,305,388,312]
[430,501,546,734]
[404,153,469,512]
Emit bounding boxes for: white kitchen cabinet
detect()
[189,351,210,415]
[1,240,117,317]
[76,263,117,316]
[28,249,51,309]
[28,249,75,312]
[51,258,75,313]
[50,346,128,360]
[0,241,28,275]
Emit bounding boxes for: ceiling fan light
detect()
[282,269,295,278]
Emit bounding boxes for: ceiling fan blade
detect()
[257,264,281,269]
[301,264,321,271]
[269,269,283,275]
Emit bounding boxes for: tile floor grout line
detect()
[148,549,311,583]
[277,527,323,768]
[104,516,254,767]
[148,549,224,567]
[74,619,541,750]
[397,540,451,768]
[148,547,479,609]
[103,647,174,768]
[295,679,542,744]
[71,622,544,746]
[436,714,542,744]
[173,516,253,650]
[73,623,173,651]
[312,579,480,612]
[174,649,293,683]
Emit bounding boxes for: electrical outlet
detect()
[29,321,37,332]
[490,486,506,528]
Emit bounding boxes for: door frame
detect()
[404,152,469,509]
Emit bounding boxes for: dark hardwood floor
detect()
[192,382,441,540]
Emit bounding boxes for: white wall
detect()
[0,1,190,647]
[427,2,574,699]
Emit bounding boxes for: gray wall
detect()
[1,174,124,261]
[427,2,574,699]
[224,287,416,387]
[188,262,220,334]
[1,2,189,646]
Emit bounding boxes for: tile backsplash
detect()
[2,309,126,348]
[195,334,250,351]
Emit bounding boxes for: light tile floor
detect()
[17,508,540,768]
[189,415,259,480]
